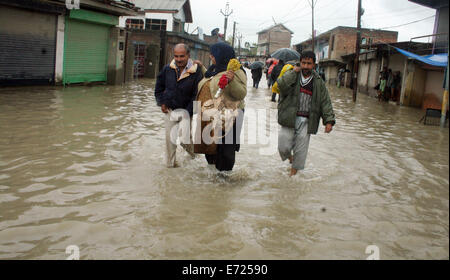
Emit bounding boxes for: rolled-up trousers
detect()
[278,116,311,170]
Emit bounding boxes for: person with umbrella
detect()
[270,48,300,102]
[277,50,336,176]
[270,59,285,102]
[250,61,264,88]
[266,59,278,88]
[271,48,300,63]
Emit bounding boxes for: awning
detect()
[394,47,448,67]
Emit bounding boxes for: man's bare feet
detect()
[290,167,297,177]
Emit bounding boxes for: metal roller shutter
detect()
[0,6,56,84]
[63,19,110,84]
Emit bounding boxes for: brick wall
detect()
[165,34,211,68]
[329,28,398,61]
[128,30,161,79]
[268,30,292,54]
[257,25,292,56]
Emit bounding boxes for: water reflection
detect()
[0,76,448,259]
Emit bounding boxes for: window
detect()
[145,19,167,31]
[173,20,181,32]
[126,19,144,30]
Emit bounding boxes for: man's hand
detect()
[193,60,203,68]
[225,70,235,82]
[294,66,301,73]
[161,104,169,114]
[325,123,333,133]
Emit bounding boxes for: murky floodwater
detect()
[0,74,448,260]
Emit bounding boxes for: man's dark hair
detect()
[300,50,316,63]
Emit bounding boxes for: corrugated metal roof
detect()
[133,0,186,11]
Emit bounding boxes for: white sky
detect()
[187,0,437,46]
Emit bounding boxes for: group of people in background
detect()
[377,67,402,102]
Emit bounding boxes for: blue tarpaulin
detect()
[394,47,448,67]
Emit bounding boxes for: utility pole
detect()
[308,0,318,53]
[238,33,243,57]
[232,21,237,48]
[352,0,362,102]
[220,2,233,42]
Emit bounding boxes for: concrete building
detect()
[119,0,193,33]
[344,0,449,112]
[342,42,432,99]
[121,0,218,80]
[343,39,447,112]
[294,26,398,85]
[257,24,293,56]
[0,0,137,86]
[409,0,449,54]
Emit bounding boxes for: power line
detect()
[315,6,434,23]
[318,0,353,21]
[378,14,435,29]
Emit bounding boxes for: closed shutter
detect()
[0,6,56,84]
[63,19,109,84]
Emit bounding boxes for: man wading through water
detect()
[277,51,336,176]
[155,43,203,167]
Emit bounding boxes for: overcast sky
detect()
[188,0,437,46]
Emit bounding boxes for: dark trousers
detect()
[271,93,277,102]
[205,110,244,171]
[253,79,260,88]
[267,76,272,88]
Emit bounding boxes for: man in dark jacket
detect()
[277,51,335,176]
[270,59,285,102]
[251,67,263,88]
[155,43,203,167]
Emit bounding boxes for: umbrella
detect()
[270,48,300,62]
[250,61,264,69]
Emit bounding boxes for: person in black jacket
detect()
[270,59,285,102]
[155,43,203,167]
[251,67,263,88]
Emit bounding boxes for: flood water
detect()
[0,74,448,260]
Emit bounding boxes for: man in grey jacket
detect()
[277,51,336,176]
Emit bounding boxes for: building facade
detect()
[257,24,293,56]
[119,0,193,33]
[409,0,449,54]
[120,0,219,80]
[294,26,398,85]
[0,0,137,86]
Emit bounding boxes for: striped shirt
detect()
[298,73,313,117]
